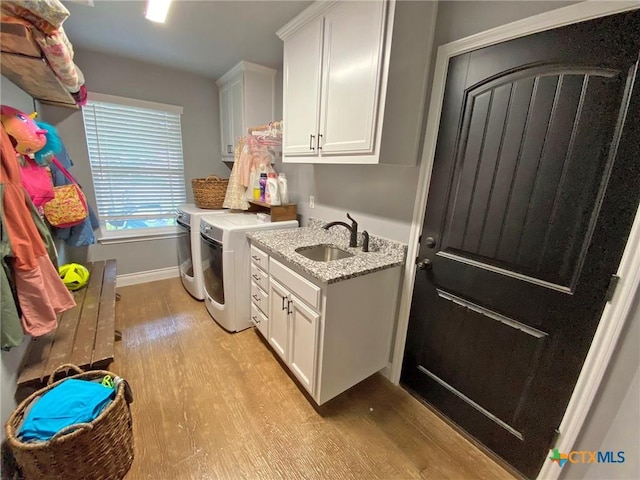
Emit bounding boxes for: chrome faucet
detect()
[323,213,358,247]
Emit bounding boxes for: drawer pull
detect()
[252,315,260,324]
[252,255,260,261]
[252,294,260,302]
[252,274,260,281]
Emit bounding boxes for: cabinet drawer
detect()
[250,301,267,330]
[270,258,321,310]
[250,263,269,291]
[250,245,269,272]
[251,281,269,316]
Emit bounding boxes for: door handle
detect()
[424,236,437,248]
[310,134,315,151]
[417,258,433,270]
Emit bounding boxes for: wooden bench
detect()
[17,260,118,388]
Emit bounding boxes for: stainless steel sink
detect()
[295,244,354,262]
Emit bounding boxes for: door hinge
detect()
[549,428,561,449]
[605,274,620,302]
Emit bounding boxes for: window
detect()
[82,93,186,241]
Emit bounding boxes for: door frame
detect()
[389,2,640,479]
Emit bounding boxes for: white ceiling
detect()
[61,0,313,80]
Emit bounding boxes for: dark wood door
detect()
[401,11,640,479]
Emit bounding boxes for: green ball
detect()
[58,263,90,291]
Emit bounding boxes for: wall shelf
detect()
[0,20,77,109]
[247,200,297,222]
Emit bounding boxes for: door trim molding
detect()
[390,2,640,479]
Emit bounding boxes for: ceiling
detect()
[61,0,312,80]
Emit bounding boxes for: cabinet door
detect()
[229,76,244,154]
[268,279,289,362]
[220,85,234,156]
[319,1,386,155]
[289,295,320,395]
[282,16,323,156]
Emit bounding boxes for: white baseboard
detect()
[116,266,180,287]
[379,363,393,380]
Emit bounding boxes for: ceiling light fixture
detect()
[145,0,172,24]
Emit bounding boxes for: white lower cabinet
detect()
[288,294,320,394]
[252,244,401,405]
[268,278,290,361]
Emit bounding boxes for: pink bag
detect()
[20,156,54,207]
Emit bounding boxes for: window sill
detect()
[97,226,182,245]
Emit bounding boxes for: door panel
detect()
[320,0,386,154]
[402,10,640,478]
[282,17,323,155]
[268,279,289,361]
[289,295,319,395]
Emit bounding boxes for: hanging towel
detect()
[0,125,75,337]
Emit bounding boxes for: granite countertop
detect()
[247,220,407,284]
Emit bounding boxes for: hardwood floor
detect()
[113,278,515,480]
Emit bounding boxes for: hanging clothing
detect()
[0,185,23,349]
[1,125,75,337]
[223,138,250,210]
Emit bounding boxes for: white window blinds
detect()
[82,94,186,234]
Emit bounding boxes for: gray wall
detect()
[0,77,34,435]
[40,48,223,275]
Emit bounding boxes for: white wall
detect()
[40,48,224,275]
[0,77,34,435]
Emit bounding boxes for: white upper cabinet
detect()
[282,17,323,156]
[320,1,385,155]
[277,0,438,165]
[216,61,277,159]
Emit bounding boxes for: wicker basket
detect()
[5,364,134,480]
[192,175,229,209]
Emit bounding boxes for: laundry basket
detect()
[5,364,134,480]
[192,175,229,209]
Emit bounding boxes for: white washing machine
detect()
[199,213,298,332]
[176,204,228,300]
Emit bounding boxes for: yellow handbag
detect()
[43,157,88,228]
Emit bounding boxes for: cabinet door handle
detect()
[281,296,287,311]
[252,255,260,261]
[317,133,323,150]
[227,144,233,154]
[287,299,292,315]
[310,134,315,151]
[252,294,260,302]
[252,315,260,324]
[252,274,260,281]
